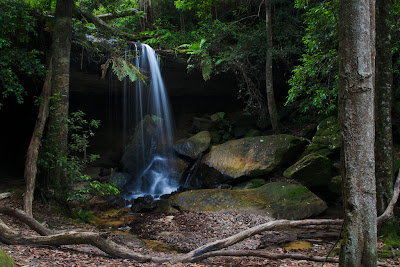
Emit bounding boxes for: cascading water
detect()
[116,43,178,200]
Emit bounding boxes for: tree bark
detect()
[338,0,377,266]
[96,8,139,21]
[47,0,73,193]
[23,62,52,217]
[265,0,279,133]
[76,9,135,38]
[375,0,394,231]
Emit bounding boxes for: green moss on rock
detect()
[303,116,341,158]
[283,153,332,188]
[0,249,14,267]
[169,182,327,219]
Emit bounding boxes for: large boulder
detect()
[173,131,211,159]
[302,116,341,158]
[283,153,332,189]
[202,135,307,178]
[0,249,14,267]
[168,182,327,220]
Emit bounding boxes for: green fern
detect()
[176,39,213,81]
[101,56,147,82]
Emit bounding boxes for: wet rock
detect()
[107,195,130,208]
[203,135,307,178]
[180,162,228,190]
[120,115,163,178]
[131,195,158,213]
[168,182,327,219]
[173,131,211,159]
[283,153,332,189]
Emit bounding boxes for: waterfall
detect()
[117,43,178,200]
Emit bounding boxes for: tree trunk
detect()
[265,0,279,134]
[23,62,52,217]
[47,0,73,193]
[338,0,377,266]
[375,0,394,230]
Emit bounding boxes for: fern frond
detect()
[102,56,147,83]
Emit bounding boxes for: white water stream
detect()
[120,43,178,200]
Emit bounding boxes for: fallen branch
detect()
[97,8,139,21]
[0,206,342,263]
[0,207,52,236]
[76,8,135,38]
[0,216,166,263]
[2,170,400,265]
[173,219,342,262]
[377,169,400,224]
[190,249,339,263]
[190,250,392,266]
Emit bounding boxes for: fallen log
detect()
[0,169,398,264]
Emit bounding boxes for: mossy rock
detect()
[283,153,332,188]
[173,131,211,159]
[168,182,327,219]
[203,135,307,178]
[0,249,14,267]
[303,116,341,158]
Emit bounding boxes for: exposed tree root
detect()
[0,206,341,264]
[1,171,399,264]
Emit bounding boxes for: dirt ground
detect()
[0,188,399,266]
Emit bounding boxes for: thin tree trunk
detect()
[47,0,73,193]
[23,62,52,217]
[338,0,377,266]
[375,0,394,231]
[265,0,279,133]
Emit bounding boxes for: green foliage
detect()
[174,0,230,19]
[39,110,119,203]
[72,209,95,223]
[171,0,303,119]
[176,39,212,80]
[0,0,46,108]
[140,19,195,49]
[68,110,101,155]
[287,0,338,114]
[101,55,146,82]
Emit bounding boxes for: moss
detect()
[380,226,400,250]
[289,187,310,198]
[302,116,341,158]
[250,178,266,188]
[169,182,327,219]
[283,153,332,188]
[0,249,14,267]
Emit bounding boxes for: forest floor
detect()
[0,189,399,266]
